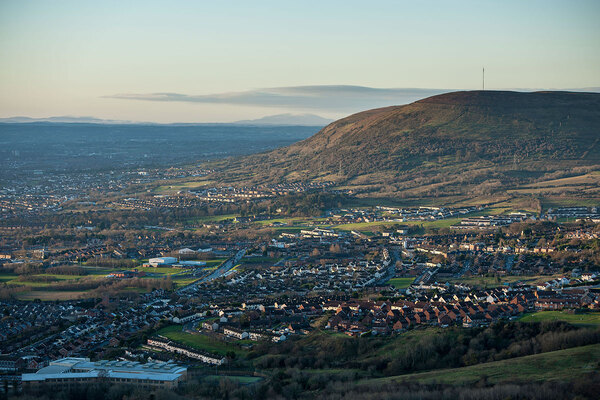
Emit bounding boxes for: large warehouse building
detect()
[22,358,187,391]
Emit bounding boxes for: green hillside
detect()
[363,343,600,386]
[213,91,600,201]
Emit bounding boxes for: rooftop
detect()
[22,357,187,382]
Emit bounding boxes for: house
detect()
[581,273,597,281]
[223,327,248,340]
[202,322,219,331]
[172,312,202,324]
[437,313,453,326]
[0,356,26,372]
[462,313,488,328]
[147,338,225,365]
[535,297,580,310]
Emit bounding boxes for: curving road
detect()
[177,248,247,295]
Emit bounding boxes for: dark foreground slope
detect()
[216,91,600,200]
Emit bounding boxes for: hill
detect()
[233,113,332,126]
[362,343,600,386]
[214,90,600,203]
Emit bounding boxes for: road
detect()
[178,248,247,294]
[457,260,472,277]
[374,248,399,286]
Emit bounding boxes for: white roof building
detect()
[148,257,178,266]
[22,358,187,389]
[178,248,196,255]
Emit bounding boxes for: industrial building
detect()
[147,257,206,268]
[148,256,178,267]
[21,358,187,391]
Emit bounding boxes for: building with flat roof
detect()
[22,357,187,391]
[148,257,178,267]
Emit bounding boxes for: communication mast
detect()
[482,67,485,90]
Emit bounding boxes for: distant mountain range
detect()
[216,90,600,201]
[233,113,332,126]
[0,116,137,124]
[0,113,332,126]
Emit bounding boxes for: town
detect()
[1,189,599,397]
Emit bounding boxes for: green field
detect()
[1,262,222,300]
[332,221,387,231]
[0,272,16,283]
[193,214,239,223]
[37,273,85,280]
[255,217,307,226]
[241,256,282,264]
[1,271,106,289]
[157,325,247,356]
[332,217,464,233]
[15,290,89,301]
[204,259,226,267]
[520,311,600,326]
[366,343,600,386]
[172,277,199,288]
[136,266,184,275]
[447,274,560,289]
[82,266,119,275]
[387,277,414,289]
[154,180,216,194]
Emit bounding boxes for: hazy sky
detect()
[1,1,598,122]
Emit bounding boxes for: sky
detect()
[0,0,598,123]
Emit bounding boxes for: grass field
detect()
[540,197,600,210]
[193,214,239,223]
[332,221,388,231]
[2,271,107,290]
[519,311,600,326]
[254,217,307,226]
[365,343,600,386]
[154,179,216,194]
[15,290,89,301]
[0,272,16,283]
[2,262,224,300]
[387,277,414,289]
[447,274,561,289]
[204,259,226,267]
[172,277,199,288]
[135,266,185,275]
[241,256,282,264]
[332,217,464,233]
[157,325,247,356]
[525,172,600,188]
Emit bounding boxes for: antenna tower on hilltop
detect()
[482,67,485,90]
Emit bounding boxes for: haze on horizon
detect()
[1,0,598,123]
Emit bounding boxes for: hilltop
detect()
[214,90,600,204]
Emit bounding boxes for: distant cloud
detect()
[107,85,600,115]
[107,86,452,113]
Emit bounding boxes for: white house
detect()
[223,327,248,340]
